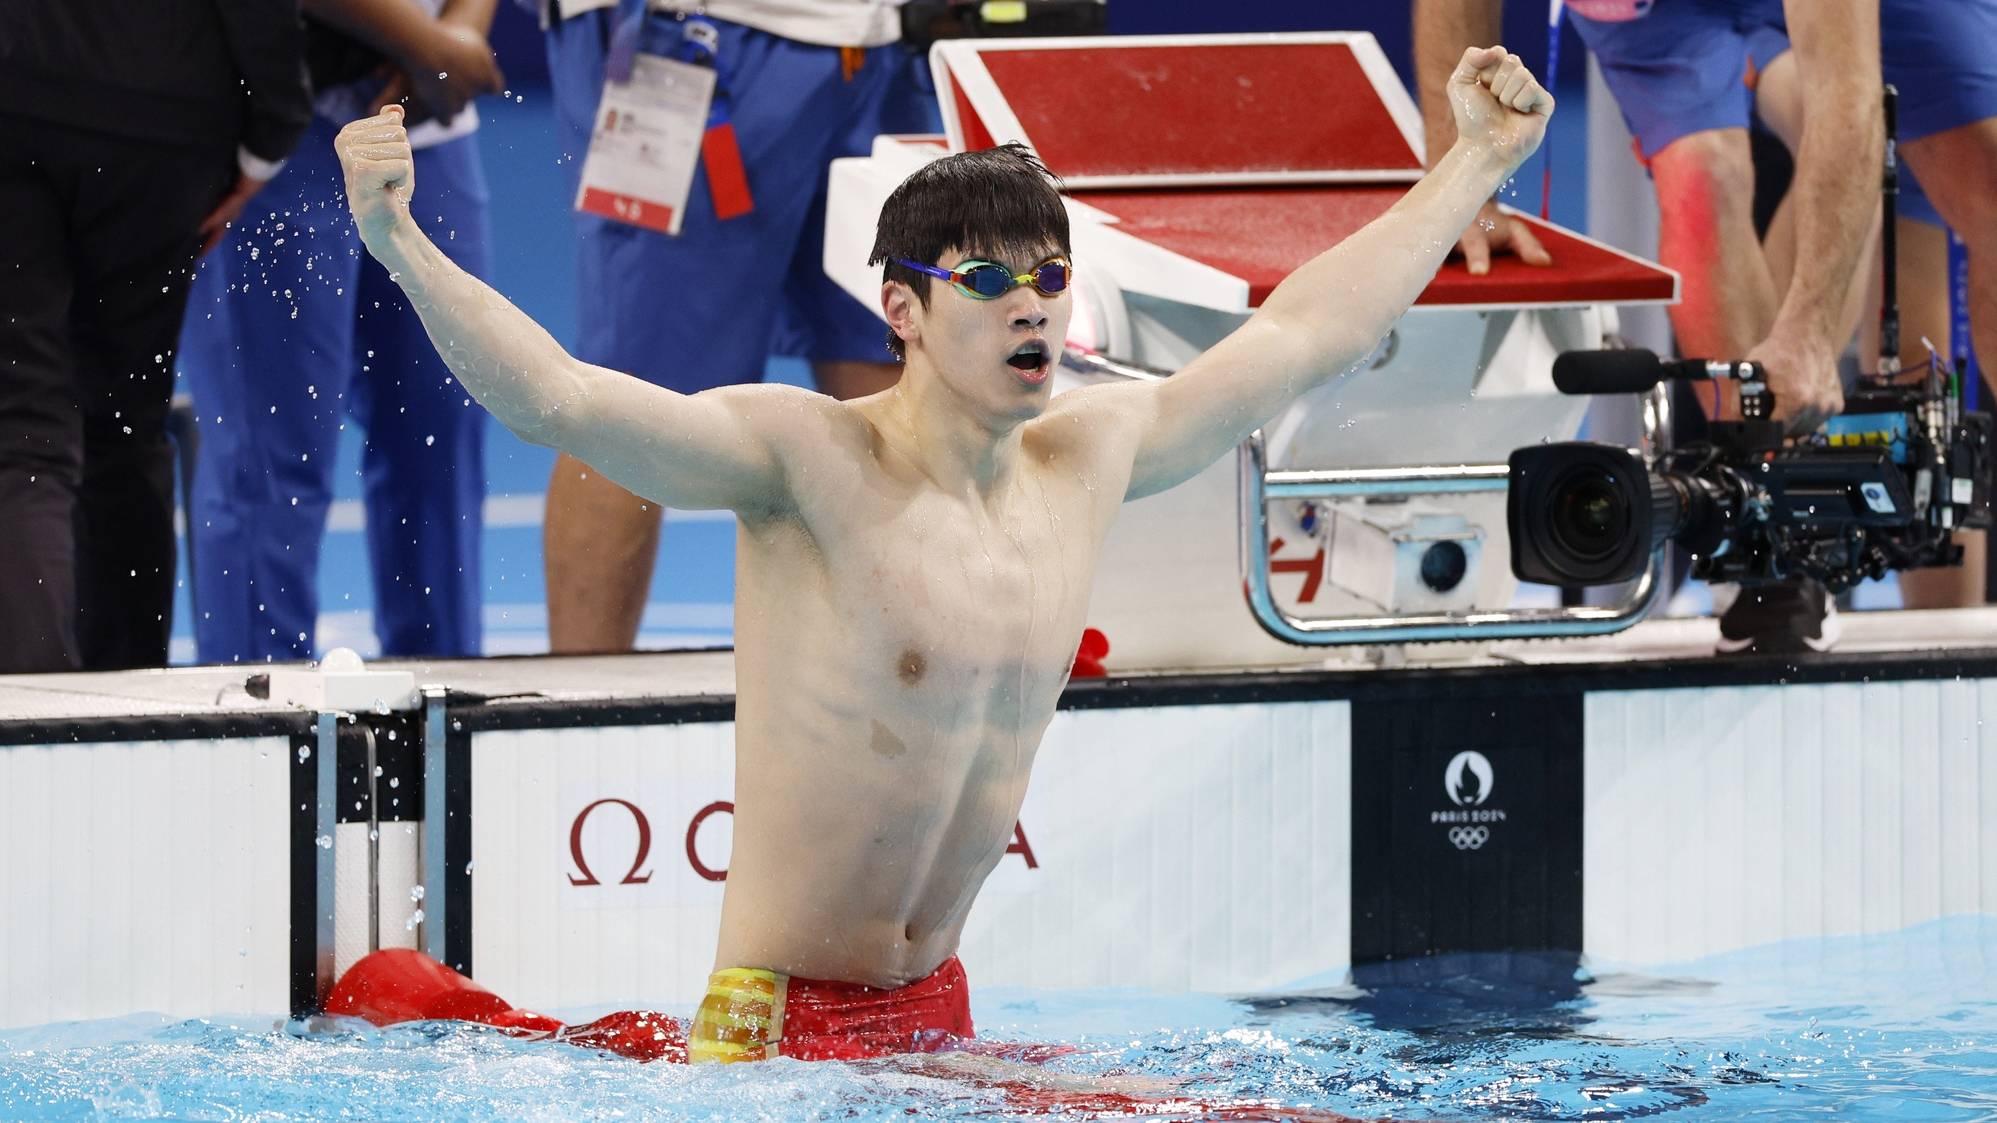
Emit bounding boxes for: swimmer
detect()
[331,44,1553,1065]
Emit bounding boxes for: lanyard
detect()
[603,1,755,220]
[1541,0,1563,221]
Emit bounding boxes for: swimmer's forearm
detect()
[1258,138,1510,372]
[1123,139,1512,497]
[367,221,599,443]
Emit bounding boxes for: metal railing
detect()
[1060,347,1671,646]
[1236,381,1672,645]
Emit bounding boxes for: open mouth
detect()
[1005,340,1052,384]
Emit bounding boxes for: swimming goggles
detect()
[893,256,1072,300]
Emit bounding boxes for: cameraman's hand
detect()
[1448,46,1554,177]
[336,105,416,248]
[1455,199,1552,275]
[1749,331,1842,435]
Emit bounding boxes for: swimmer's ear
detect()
[882,280,918,352]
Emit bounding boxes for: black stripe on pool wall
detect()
[289,732,319,1019]
[334,714,424,825]
[1350,692,1584,964]
[445,720,474,976]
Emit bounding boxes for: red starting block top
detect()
[938,36,1425,187]
[1073,187,1677,308]
[926,33,1678,310]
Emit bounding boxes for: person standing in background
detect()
[1416,0,1884,653]
[0,1,311,673]
[178,0,504,663]
[539,0,938,653]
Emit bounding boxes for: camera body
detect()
[1509,352,1992,592]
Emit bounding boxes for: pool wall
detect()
[3,648,1996,1027]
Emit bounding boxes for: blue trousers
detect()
[179,118,491,661]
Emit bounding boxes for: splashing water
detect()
[3,921,1994,1119]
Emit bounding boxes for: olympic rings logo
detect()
[1447,825,1490,850]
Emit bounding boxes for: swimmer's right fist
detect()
[335,105,416,246]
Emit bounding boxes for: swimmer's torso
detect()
[717,395,1131,988]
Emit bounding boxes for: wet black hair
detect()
[866,142,1071,361]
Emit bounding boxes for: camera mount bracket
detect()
[1236,385,1672,645]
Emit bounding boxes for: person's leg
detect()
[1902,123,1997,404]
[1649,127,1781,366]
[542,15,855,652]
[65,131,235,669]
[783,45,941,401]
[1900,121,1997,607]
[0,116,83,671]
[541,9,661,652]
[181,121,361,662]
[1566,5,1786,414]
[351,134,492,657]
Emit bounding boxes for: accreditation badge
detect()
[574,53,715,235]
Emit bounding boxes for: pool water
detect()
[4,917,1993,1121]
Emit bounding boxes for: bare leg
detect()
[812,359,901,401]
[1648,128,1781,418]
[543,451,662,653]
[1900,116,1997,607]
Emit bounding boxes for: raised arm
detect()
[334,106,804,513]
[1092,48,1551,500]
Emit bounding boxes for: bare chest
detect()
[804,472,1101,708]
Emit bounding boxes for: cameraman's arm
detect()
[1414,0,1551,273]
[1752,0,1882,432]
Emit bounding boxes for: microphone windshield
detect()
[1551,349,1665,395]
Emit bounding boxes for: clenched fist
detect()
[1448,46,1554,175]
[335,105,417,247]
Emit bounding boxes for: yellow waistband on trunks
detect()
[688,966,788,1063]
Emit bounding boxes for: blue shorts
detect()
[1571,0,1997,227]
[546,11,939,394]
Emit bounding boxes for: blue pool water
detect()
[5,918,1994,1121]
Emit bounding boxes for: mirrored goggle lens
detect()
[959,264,1018,298]
[1031,260,1071,295]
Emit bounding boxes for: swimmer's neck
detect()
[877,358,1032,498]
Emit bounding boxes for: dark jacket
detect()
[0,1,312,163]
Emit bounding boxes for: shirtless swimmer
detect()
[330,45,1555,1064]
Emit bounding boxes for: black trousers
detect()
[0,113,233,672]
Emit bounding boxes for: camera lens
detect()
[1549,468,1629,561]
[1419,540,1468,592]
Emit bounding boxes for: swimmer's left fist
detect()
[335,105,417,247]
[1448,46,1554,174]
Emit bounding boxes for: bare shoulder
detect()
[1024,379,1155,494]
[1031,379,1153,457]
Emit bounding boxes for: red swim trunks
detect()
[687,957,974,1062]
[324,949,974,1064]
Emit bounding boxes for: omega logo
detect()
[568,798,655,886]
[567,798,1040,886]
